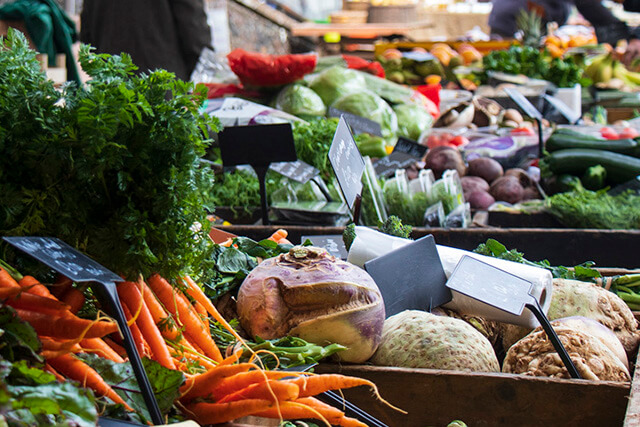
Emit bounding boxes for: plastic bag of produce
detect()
[331,90,398,142]
[308,65,367,106]
[227,49,317,87]
[393,103,434,141]
[203,97,302,127]
[275,84,326,120]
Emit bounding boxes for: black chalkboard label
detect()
[544,94,580,124]
[328,117,365,210]
[364,235,451,317]
[3,236,122,284]
[270,160,319,184]
[328,107,383,137]
[218,123,297,167]
[301,235,348,260]
[393,136,428,159]
[373,151,416,178]
[503,87,542,120]
[446,255,534,317]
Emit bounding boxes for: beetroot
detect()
[425,146,466,179]
[467,157,503,183]
[505,168,533,188]
[467,190,495,210]
[461,176,489,196]
[490,176,524,204]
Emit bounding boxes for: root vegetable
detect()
[467,158,504,183]
[466,190,495,210]
[461,176,489,194]
[425,146,466,179]
[489,176,524,204]
[504,168,534,188]
[371,310,499,372]
[237,246,385,363]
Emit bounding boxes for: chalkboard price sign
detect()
[373,151,416,178]
[393,136,428,159]
[328,108,383,137]
[328,117,365,210]
[503,87,542,120]
[270,160,319,184]
[301,235,348,260]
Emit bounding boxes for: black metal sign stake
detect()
[526,300,581,379]
[254,165,270,225]
[2,237,164,424]
[535,117,544,158]
[504,87,545,159]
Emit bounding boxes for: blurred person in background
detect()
[488,0,640,63]
[80,0,211,80]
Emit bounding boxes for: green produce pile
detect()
[0,30,219,280]
[479,45,583,88]
[546,190,640,229]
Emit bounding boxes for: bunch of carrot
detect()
[0,228,403,425]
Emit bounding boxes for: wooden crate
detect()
[315,364,630,427]
[218,225,640,269]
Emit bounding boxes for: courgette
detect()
[546,133,638,155]
[552,128,602,140]
[546,148,640,184]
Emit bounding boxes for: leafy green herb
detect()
[0,30,220,280]
[474,238,601,281]
[546,190,640,229]
[292,118,339,180]
[378,215,412,239]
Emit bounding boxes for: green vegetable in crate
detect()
[582,165,607,190]
[545,131,639,156]
[308,65,366,106]
[546,189,640,229]
[274,84,326,120]
[544,148,640,184]
[393,103,433,141]
[331,90,398,142]
[355,133,388,158]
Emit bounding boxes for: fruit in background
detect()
[411,47,427,54]
[458,44,483,65]
[619,127,639,139]
[546,44,564,59]
[382,48,403,60]
[600,126,620,140]
[585,54,613,84]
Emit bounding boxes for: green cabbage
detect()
[393,103,433,141]
[275,84,326,120]
[331,90,398,141]
[308,66,366,106]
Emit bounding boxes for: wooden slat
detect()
[291,21,433,38]
[317,364,630,427]
[625,348,640,426]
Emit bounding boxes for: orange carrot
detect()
[253,399,341,424]
[60,288,85,315]
[48,353,134,411]
[40,337,81,352]
[290,374,376,398]
[117,281,175,370]
[219,348,243,366]
[139,280,182,342]
[0,288,70,314]
[181,276,248,350]
[267,229,289,244]
[50,275,72,299]
[18,275,56,299]
[186,399,276,425]
[147,274,222,362]
[0,266,20,288]
[103,337,127,358]
[121,304,150,358]
[179,363,254,402]
[44,363,65,382]
[208,369,296,401]
[14,309,118,339]
[217,379,299,404]
[193,301,209,329]
[81,338,125,363]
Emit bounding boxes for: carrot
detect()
[117,281,175,369]
[267,228,289,244]
[60,287,85,315]
[193,301,209,329]
[181,276,249,351]
[48,353,134,411]
[103,337,127,358]
[147,274,222,362]
[217,379,299,404]
[219,348,243,366]
[81,338,125,363]
[179,363,254,402]
[50,275,73,299]
[0,266,20,288]
[186,399,276,425]
[252,399,340,425]
[0,288,70,314]
[121,304,150,358]
[18,275,56,299]
[40,337,81,352]
[44,363,65,382]
[14,308,118,339]
[208,369,297,401]
[139,279,183,342]
[290,374,376,398]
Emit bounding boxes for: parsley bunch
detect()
[0,30,220,280]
